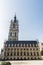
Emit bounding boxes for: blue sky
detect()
[0,0,43,52]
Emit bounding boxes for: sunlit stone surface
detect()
[0,60,43,65]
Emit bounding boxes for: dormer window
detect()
[17,44,19,47]
[21,44,22,47]
[36,44,38,47]
[30,44,31,47]
[9,44,10,47]
[24,44,25,47]
[33,44,34,47]
[12,44,13,47]
[15,44,16,47]
[27,44,28,47]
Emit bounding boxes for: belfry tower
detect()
[8,15,19,41]
[1,14,41,60]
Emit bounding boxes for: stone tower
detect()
[8,15,19,41]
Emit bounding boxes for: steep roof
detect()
[5,40,38,47]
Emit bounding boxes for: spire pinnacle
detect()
[14,14,17,22]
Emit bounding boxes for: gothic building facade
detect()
[1,15,41,60]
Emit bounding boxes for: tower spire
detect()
[14,14,16,22]
[8,14,19,41]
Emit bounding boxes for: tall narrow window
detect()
[15,32,16,37]
[24,52,26,56]
[20,52,22,56]
[11,53,12,56]
[10,32,12,36]
[27,52,29,56]
[17,52,19,56]
[34,52,36,56]
[37,52,39,56]
[4,52,6,56]
[13,24,15,28]
[14,52,16,56]
[7,53,9,56]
